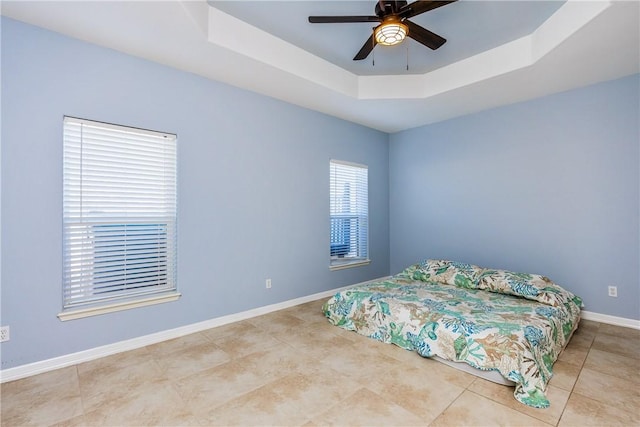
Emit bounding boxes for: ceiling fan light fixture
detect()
[374,17,408,46]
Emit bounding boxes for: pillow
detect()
[400,259,484,289]
[478,269,582,308]
[398,259,582,309]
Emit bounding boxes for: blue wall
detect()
[2,16,638,371]
[0,18,390,369]
[390,74,639,320]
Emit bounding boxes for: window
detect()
[330,160,369,269]
[61,117,178,319]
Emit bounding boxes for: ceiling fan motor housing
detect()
[375,1,409,17]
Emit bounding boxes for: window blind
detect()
[62,117,177,309]
[330,160,368,265]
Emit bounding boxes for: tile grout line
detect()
[554,322,601,426]
[426,383,468,426]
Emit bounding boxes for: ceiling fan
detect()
[308,1,457,61]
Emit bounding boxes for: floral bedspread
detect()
[323,260,583,408]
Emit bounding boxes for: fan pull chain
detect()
[372,30,376,67]
[406,46,409,71]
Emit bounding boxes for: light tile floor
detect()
[1,299,639,426]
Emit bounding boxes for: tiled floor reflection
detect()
[2,300,639,426]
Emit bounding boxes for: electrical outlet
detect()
[0,326,9,343]
[266,279,272,289]
[608,285,618,297]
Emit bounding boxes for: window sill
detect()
[329,259,371,271]
[57,292,181,321]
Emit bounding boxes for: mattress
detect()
[433,355,515,386]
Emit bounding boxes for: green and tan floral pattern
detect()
[323,260,583,408]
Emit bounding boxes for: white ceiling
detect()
[211,1,566,76]
[2,1,638,133]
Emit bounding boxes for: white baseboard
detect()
[581,310,640,330]
[0,276,388,383]
[2,277,637,383]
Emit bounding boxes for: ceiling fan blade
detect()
[353,34,377,60]
[309,16,380,24]
[405,20,446,50]
[399,0,457,19]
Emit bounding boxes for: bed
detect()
[323,259,583,408]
